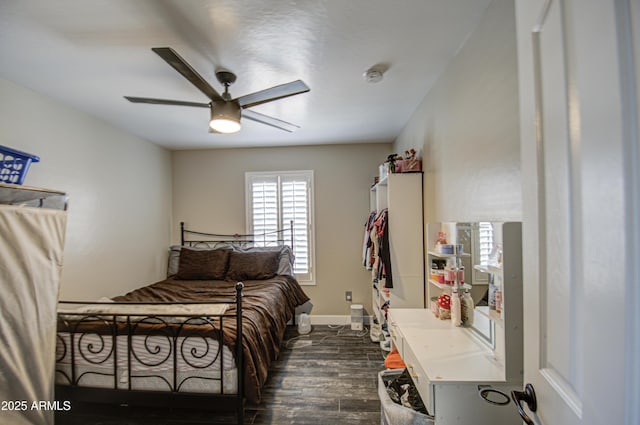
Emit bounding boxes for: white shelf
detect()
[428,279,471,291]
[374,284,390,305]
[473,264,503,274]
[428,250,455,258]
[427,250,470,258]
[0,183,67,209]
[428,278,444,288]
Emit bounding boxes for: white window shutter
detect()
[246,171,314,283]
[251,179,278,245]
[478,222,495,266]
[281,179,309,275]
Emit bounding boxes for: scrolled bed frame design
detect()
[56,283,244,422]
[56,222,295,425]
[180,220,294,249]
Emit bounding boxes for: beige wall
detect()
[172,143,391,316]
[394,0,521,224]
[0,79,173,300]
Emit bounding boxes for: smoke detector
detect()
[363,67,384,83]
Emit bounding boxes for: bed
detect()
[55,222,310,424]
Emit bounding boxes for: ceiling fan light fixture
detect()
[210,117,241,133]
[210,101,241,133]
[126,48,308,134]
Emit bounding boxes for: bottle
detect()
[451,287,462,327]
[494,275,503,314]
[495,289,503,314]
[488,273,497,310]
[461,289,475,327]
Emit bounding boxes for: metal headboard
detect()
[180,221,294,249]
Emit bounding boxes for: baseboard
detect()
[296,314,372,326]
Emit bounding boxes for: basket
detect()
[0,145,40,185]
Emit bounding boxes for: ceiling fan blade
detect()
[242,110,300,132]
[151,47,224,102]
[124,96,210,108]
[236,80,310,109]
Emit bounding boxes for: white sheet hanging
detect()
[0,205,66,425]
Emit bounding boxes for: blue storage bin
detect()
[0,145,40,185]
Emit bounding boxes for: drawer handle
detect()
[407,364,419,379]
[478,387,511,406]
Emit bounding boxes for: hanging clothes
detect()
[362,211,376,269]
[373,209,393,288]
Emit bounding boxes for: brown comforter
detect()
[111,275,309,403]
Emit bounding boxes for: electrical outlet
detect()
[345,291,352,302]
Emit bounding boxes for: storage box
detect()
[394,159,422,173]
[0,145,40,185]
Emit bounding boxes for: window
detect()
[245,171,315,284]
[477,222,495,266]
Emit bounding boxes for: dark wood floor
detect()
[55,325,385,425]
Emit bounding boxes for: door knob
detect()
[511,383,537,425]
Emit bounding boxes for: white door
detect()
[516,0,639,424]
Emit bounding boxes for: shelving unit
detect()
[424,222,522,374]
[426,250,473,290]
[369,173,424,332]
[426,223,498,310]
[0,182,67,209]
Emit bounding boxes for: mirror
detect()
[451,222,498,346]
[451,222,492,303]
[427,221,508,347]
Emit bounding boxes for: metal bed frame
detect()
[180,220,294,249]
[56,222,295,424]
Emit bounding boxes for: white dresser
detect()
[387,308,522,425]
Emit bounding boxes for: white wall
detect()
[172,143,391,316]
[394,0,521,224]
[0,78,173,299]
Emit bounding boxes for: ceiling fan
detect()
[124,47,310,134]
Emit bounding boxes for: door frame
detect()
[516,0,640,423]
[617,1,640,424]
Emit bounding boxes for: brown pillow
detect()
[176,248,231,280]
[226,250,281,281]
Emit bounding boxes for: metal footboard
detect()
[55,282,245,424]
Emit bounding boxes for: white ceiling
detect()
[0,0,492,150]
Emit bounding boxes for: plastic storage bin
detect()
[0,145,40,185]
[378,369,432,425]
